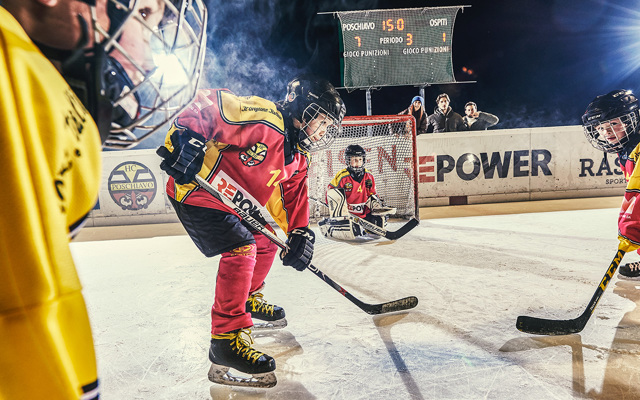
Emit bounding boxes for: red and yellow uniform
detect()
[164,89,310,334]
[618,142,640,252]
[0,7,101,400]
[328,168,377,218]
[165,89,310,234]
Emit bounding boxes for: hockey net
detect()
[308,115,419,221]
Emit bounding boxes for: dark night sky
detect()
[200,0,640,130]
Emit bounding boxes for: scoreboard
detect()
[336,7,463,88]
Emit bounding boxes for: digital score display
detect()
[337,7,463,88]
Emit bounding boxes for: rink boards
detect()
[86,125,624,226]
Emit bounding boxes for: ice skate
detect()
[619,261,640,278]
[208,328,277,388]
[246,292,287,330]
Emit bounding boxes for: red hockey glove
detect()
[156,128,207,185]
[281,227,315,271]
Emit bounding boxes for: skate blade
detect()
[252,318,287,330]
[208,363,277,388]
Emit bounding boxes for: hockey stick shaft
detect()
[516,247,626,335]
[310,197,418,240]
[195,175,418,315]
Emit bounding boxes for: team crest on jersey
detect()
[344,182,353,192]
[239,142,268,167]
[108,161,157,210]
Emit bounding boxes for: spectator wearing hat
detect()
[398,95,427,135]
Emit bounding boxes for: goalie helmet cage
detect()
[308,114,419,221]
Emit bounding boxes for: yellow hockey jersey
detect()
[0,7,101,400]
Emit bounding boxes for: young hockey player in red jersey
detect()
[156,76,346,387]
[582,89,640,278]
[319,144,395,240]
[1,1,206,399]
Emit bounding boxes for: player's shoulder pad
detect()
[330,168,351,185]
[630,142,640,163]
[218,90,285,133]
[335,168,351,180]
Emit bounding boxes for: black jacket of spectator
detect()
[427,106,465,133]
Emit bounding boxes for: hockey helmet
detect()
[58,0,208,149]
[345,144,366,177]
[582,89,640,153]
[283,75,346,152]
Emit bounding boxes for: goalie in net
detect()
[319,145,396,240]
[309,114,419,230]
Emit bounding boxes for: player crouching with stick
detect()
[319,144,395,240]
[156,76,345,388]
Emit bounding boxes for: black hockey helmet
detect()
[582,89,640,153]
[282,75,346,152]
[345,144,366,177]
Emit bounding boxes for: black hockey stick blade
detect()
[516,248,626,336]
[516,312,590,336]
[383,217,419,240]
[307,264,418,315]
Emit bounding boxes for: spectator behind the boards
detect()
[398,95,427,134]
[426,93,465,133]
[463,101,499,130]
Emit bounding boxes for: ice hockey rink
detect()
[71,197,640,400]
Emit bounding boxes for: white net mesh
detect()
[308,115,418,221]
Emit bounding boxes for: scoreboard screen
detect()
[336,7,463,88]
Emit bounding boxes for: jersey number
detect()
[267,169,284,187]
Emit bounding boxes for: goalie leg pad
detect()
[319,217,360,240]
[326,188,349,218]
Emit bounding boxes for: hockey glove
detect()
[281,227,315,271]
[156,128,207,185]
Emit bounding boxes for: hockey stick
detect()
[310,197,419,240]
[195,175,418,315]
[516,247,626,335]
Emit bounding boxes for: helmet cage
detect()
[345,145,366,176]
[583,112,639,153]
[297,103,342,152]
[93,0,208,149]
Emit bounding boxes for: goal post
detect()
[308,114,419,221]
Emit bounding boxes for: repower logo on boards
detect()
[418,149,553,182]
[108,161,157,210]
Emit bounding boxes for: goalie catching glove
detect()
[281,227,315,271]
[156,127,207,185]
[366,195,396,216]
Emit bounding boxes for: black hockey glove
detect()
[156,128,207,185]
[281,227,315,271]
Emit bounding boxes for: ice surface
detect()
[71,207,640,399]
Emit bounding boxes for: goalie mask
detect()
[51,0,207,149]
[582,89,640,153]
[282,75,346,152]
[345,144,366,178]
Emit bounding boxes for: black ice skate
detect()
[619,261,640,278]
[246,292,287,330]
[208,328,277,388]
